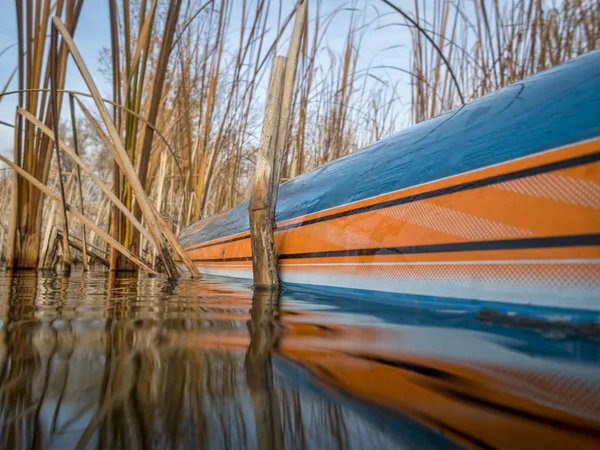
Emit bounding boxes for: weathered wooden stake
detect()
[270,0,308,221]
[249,56,287,289]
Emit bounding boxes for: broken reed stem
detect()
[0,153,157,275]
[17,107,154,245]
[56,230,109,267]
[40,176,60,268]
[249,56,287,289]
[0,87,184,177]
[148,200,201,277]
[6,111,20,268]
[269,0,307,222]
[52,16,179,279]
[73,99,200,277]
[50,26,71,271]
[69,93,88,271]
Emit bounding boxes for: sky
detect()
[0,0,113,159]
[0,0,417,165]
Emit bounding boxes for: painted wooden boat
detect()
[179,50,600,320]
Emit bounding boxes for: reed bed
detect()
[0,0,598,273]
[395,0,600,122]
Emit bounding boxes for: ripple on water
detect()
[0,269,598,449]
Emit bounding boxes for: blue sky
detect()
[0,0,416,162]
[0,0,114,156]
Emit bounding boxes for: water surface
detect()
[0,270,598,449]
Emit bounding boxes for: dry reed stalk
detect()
[11,0,85,269]
[0,153,157,275]
[152,151,168,267]
[73,99,200,277]
[403,0,600,122]
[88,195,110,253]
[50,25,72,271]
[108,0,123,271]
[6,111,21,268]
[39,176,63,268]
[68,93,88,270]
[17,107,154,245]
[193,0,229,221]
[289,0,320,178]
[55,230,110,267]
[52,16,179,278]
[132,0,182,260]
[0,88,186,163]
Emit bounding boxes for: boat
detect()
[179,50,600,321]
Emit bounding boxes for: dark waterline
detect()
[0,269,598,449]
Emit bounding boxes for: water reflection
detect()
[0,270,598,449]
[246,289,282,450]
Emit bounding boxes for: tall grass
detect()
[6,0,84,269]
[392,0,600,123]
[0,0,598,272]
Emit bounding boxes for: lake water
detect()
[0,269,598,449]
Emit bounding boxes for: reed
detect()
[6,0,85,269]
[386,0,600,123]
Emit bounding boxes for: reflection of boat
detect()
[276,312,600,450]
[179,51,600,320]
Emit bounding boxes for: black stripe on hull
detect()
[185,150,600,252]
[188,233,600,263]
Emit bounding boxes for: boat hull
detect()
[183,139,600,319]
[179,52,600,319]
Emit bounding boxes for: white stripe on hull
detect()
[188,260,600,312]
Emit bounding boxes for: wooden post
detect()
[249,56,287,289]
[269,0,308,221]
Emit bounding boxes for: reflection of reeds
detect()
[0,271,405,449]
[0,272,41,449]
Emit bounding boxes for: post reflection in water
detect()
[245,288,282,450]
[0,270,598,449]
